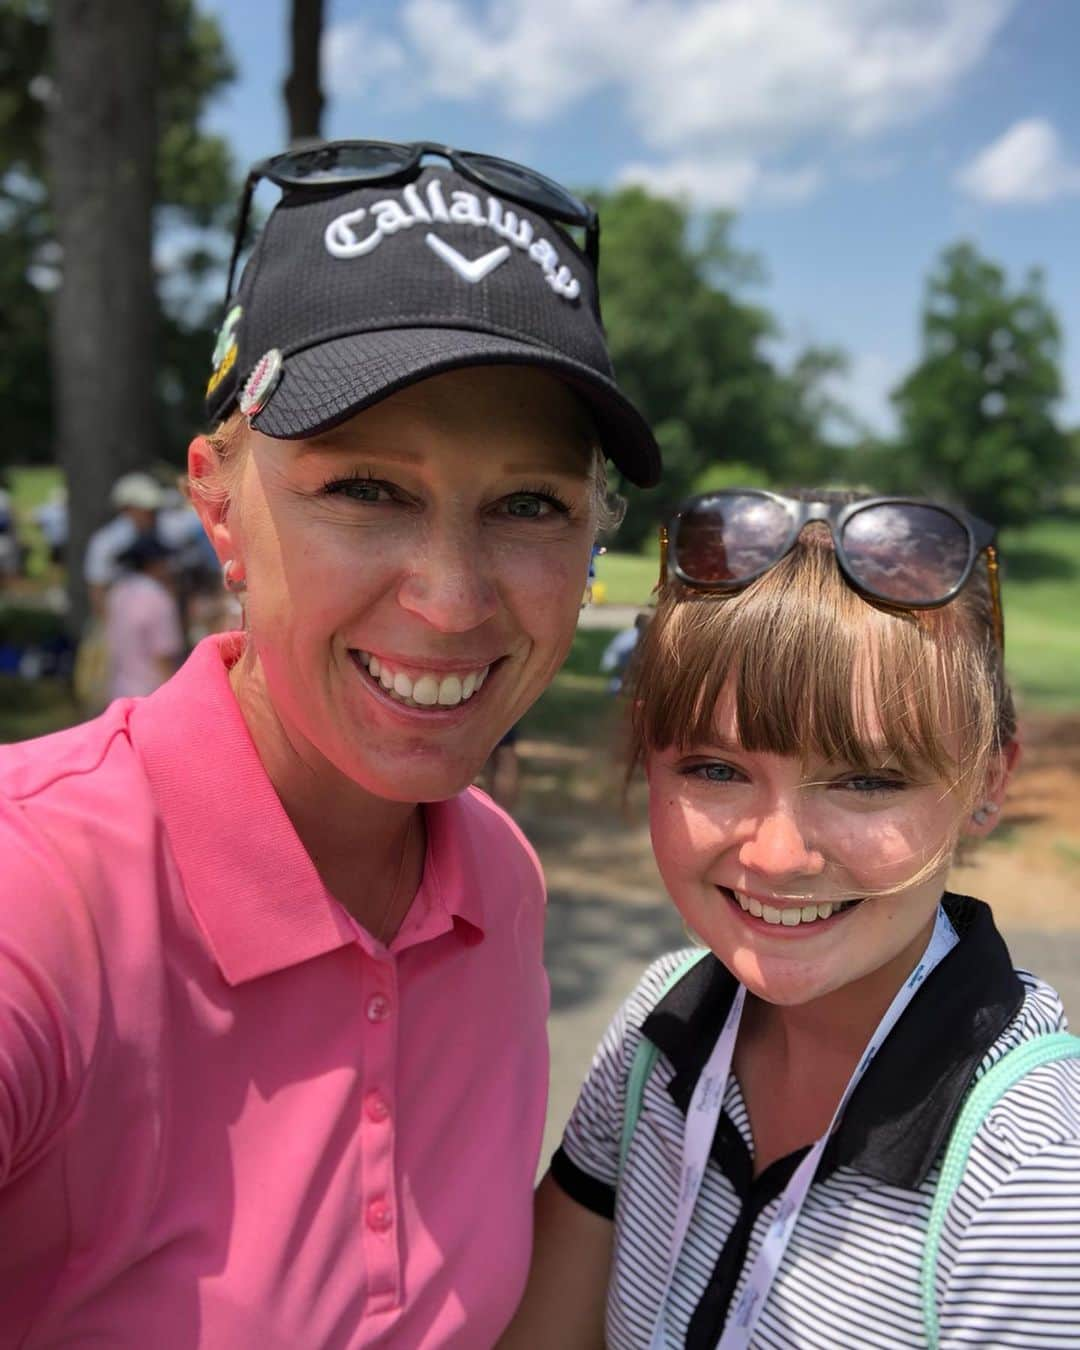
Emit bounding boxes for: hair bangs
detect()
[632,531,998,795]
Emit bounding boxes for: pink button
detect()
[365,1091,391,1123]
[366,1198,393,1233]
[366,994,391,1023]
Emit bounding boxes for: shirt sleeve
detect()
[0,799,101,1189]
[553,950,695,1220]
[937,1060,1080,1347]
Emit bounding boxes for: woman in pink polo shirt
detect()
[0,144,659,1348]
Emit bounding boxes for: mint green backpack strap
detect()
[921,1030,1080,1349]
[617,949,710,1180]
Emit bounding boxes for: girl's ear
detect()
[964,739,1021,839]
[188,435,236,568]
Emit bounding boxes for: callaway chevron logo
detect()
[323,177,581,300]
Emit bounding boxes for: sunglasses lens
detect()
[274,142,415,186]
[675,493,793,584]
[458,152,588,221]
[841,504,973,603]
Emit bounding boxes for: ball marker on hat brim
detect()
[239,348,284,419]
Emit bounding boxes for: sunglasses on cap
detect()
[658,490,1004,650]
[224,139,600,304]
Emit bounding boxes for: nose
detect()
[396,524,500,633]
[737,804,825,880]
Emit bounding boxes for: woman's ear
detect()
[965,739,1021,839]
[188,434,236,568]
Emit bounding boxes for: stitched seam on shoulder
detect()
[1,722,133,804]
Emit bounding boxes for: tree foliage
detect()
[590,187,846,547]
[892,241,1070,526]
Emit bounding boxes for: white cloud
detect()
[956,118,1080,205]
[323,0,1015,209]
[373,0,1013,145]
[322,18,407,99]
[617,156,821,209]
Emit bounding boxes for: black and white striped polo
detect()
[552,895,1080,1348]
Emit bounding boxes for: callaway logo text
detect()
[324,178,581,301]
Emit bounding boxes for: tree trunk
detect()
[47,0,162,632]
[284,0,325,145]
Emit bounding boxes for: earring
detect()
[223,560,247,594]
[972,801,1000,826]
[582,544,605,608]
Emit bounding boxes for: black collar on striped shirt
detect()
[640,893,1025,1190]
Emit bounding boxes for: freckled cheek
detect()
[650,794,735,884]
[501,548,587,645]
[825,815,934,887]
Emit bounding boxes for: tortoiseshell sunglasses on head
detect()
[657,489,1004,650]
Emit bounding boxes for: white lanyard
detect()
[648,905,958,1350]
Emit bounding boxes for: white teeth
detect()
[356,652,491,709]
[412,675,439,706]
[438,676,462,706]
[734,892,847,926]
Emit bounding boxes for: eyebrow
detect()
[294,439,590,477]
[295,436,422,463]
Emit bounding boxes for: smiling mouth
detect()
[720,887,864,928]
[352,650,493,710]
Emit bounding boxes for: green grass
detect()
[592,551,657,607]
[9,465,63,513]
[8,465,64,579]
[999,518,1080,711]
[0,675,80,743]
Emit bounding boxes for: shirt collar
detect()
[642,894,1025,1190]
[129,635,486,986]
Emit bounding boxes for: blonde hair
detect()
[629,515,1015,889]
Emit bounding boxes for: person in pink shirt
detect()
[0,142,660,1348]
[104,532,186,699]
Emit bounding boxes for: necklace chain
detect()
[373,811,419,946]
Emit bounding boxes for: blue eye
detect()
[322,477,395,503]
[502,490,570,519]
[686,762,739,783]
[839,775,906,794]
[505,494,546,518]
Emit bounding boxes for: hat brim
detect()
[248,327,661,489]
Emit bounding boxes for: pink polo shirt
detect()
[0,635,549,1348]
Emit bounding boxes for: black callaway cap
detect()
[205,167,661,488]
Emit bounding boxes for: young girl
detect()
[504,489,1080,1348]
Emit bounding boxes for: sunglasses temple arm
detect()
[587,214,600,269]
[985,544,1005,651]
[224,172,258,308]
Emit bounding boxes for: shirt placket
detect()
[360,950,401,1313]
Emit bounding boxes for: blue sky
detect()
[202,0,1080,435]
